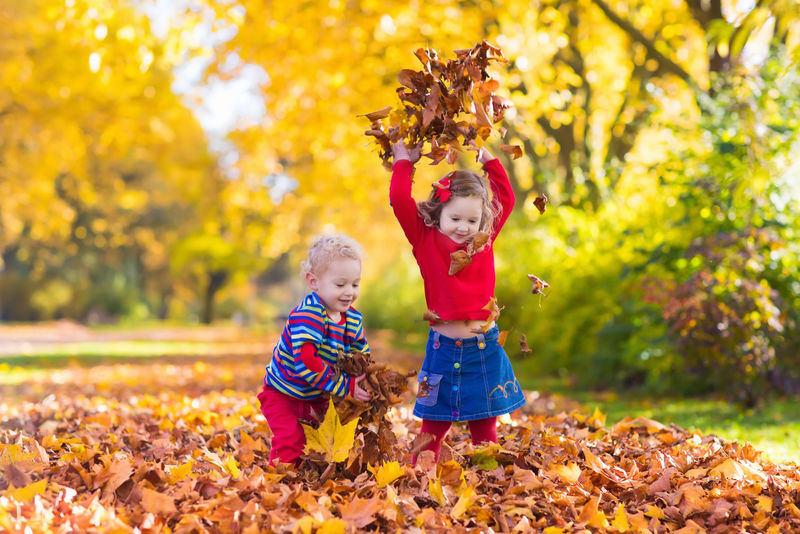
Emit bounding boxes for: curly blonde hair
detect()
[417,170,500,234]
[300,234,363,277]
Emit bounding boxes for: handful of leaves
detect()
[361,40,522,168]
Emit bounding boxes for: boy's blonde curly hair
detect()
[300,234,363,277]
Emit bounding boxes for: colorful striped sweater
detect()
[265,292,370,399]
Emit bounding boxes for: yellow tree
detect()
[0,0,222,320]
[192,0,799,279]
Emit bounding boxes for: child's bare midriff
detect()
[432,320,495,339]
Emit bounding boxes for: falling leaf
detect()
[519,334,532,354]
[423,309,442,322]
[497,330,509,347]
[467,231,490,254]
[527,274,550,295]
[303,398,358,463]
[533,194,548,214]
[499,144,523,159]
[449,249,472,275]
[358,106,393,121]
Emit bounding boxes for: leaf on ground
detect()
[303,397,358,463]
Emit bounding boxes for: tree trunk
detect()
[201,270,228,324]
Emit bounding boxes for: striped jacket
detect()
[265,292,370,399]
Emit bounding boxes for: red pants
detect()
[257,384,329,465]
[417,417,497,462]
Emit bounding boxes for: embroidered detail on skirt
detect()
[412,326,526,422]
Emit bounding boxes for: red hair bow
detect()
[433,174,453,203]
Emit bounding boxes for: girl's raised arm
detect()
[484,158,515,236]
[389,144,425,245]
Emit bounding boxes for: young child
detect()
[258,234,372,466]
[390,141,525,460]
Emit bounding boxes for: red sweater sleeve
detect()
[299,343,355,396]
[485,158,515,237]
[390,160,425,245]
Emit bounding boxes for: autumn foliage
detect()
[3,345,800,533]
[361,41,522,168]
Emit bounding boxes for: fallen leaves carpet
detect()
[2,354,800,533]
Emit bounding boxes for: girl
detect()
[258,234,372,466]
[390,141,525,460]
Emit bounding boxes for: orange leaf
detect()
[141,487,177,515]
[340,496,381,528]
[499,144,523,159]
[359,106,393,121]
[449,249,472,275]
[497,330,509,347]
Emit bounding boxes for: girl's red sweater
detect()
[389,158,515,322]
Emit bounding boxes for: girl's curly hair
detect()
[417,170,500,234]
[300,234,362,277]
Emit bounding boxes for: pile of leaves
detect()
[361,40,522,168]
[3,355,800,533]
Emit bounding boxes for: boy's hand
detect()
[352,374,372,401]
[391,141,421,164]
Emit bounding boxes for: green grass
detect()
[521,376,800,465]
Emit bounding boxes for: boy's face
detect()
[438,195,483,244]
[306,257,361,315]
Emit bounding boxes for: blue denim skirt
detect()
[412,326,526,422]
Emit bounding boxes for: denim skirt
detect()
[412,326,526,422]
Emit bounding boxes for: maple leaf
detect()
[450,485,476,519]
[340,496,382,528]
[302,397,358,463]
[3,479,47,502]
[374,460,405,488]
[141,487,177,515]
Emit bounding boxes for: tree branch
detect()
[590,0,702,94]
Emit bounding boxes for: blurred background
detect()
[1,0,799,410]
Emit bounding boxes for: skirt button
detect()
[455,340,462,346]
[478,342,485,349]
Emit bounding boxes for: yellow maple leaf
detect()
[302,398,358,463]
[543,528,567,534]
[644,504,665,519]
[167,461,194,484]
[586,406,607,428]
[429,477,447,506]
[224,456,241,479]
[450,485,476,519]
[552,461,581,483]
[317,518,347,534]
[375,461,404,488]
[611,504,629,531]
[4,479,47,502]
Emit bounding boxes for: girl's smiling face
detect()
[438,196,484,244]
